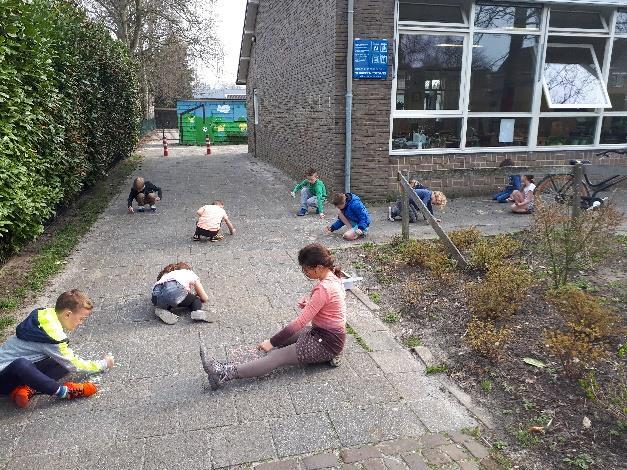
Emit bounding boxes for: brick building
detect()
[237,0,627,199]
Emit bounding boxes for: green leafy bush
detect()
[0,0,140,257]
[469,234,521,271]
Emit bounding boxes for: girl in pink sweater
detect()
[200,243,346,389]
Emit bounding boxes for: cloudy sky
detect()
[196,0,247,88]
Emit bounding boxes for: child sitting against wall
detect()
[127,177,162,213]
[0,290,114,408]
[325,192,371,240]
[291,168,327,218]
[388,179,448,223]
[493,158,522,203]
[200,243,346,390]
[193,200,236,242]
[151,262,212,324]
[508,175,535,214]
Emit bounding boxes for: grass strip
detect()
[346,323,373,352]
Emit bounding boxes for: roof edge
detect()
[236,0,259,85]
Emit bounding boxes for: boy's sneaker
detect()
[64,382,97,399]
[10,385,36,408]
[297,208,307,216]
[329,354,343,368]
[150,205,157,212]
[210,234,224,242]
[191,310,215,322]
[387,206,394,222]
[137,207,145,213]
[155,307,178,325]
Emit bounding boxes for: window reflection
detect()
[469,34,537,112]
[466,118,530,147]
[543,45,609,107]
[399,2,465,24]
[616,11,627,34]
[600,116,627,144]
[549,10,605,30]
[392,119,462,149]
[608,39,627,111]
[474,4,540,30]
[537,117,596,145]
[397,34,464,110]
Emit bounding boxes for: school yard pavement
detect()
[1,139,624,469]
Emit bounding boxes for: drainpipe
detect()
[344,0,354,193]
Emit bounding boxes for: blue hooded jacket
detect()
[330,193,371,232]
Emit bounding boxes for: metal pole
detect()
[401,190,410,241]
[344,0,354,193]
[572,163,583,218]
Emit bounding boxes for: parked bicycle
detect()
[535,149,627,209]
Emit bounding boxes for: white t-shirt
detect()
[155,269,199,289]
[197,205,227,230]
[523,183,536,201]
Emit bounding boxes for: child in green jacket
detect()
[291,168,327,218]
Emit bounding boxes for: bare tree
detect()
[82,0,221,115]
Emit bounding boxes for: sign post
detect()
[353,39,388,80]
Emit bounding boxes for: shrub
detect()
[400,239,456,278]
[0,0,141,257]
[533,201,622,288]
[465,317,512,360]
[402,281,424,305]
[469,234,521,271]
[466,264,533,321]
[544,330,607,376]
[447,227,483,250]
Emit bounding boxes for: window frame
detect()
[541,43,612,109]
[390,2,627,155]
[397,1,469,29]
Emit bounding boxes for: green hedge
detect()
[0,0,141,257]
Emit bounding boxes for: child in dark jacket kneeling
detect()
[325,193,371,241]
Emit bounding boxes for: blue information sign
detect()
[353,39,388,79]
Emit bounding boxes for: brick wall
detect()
[247,0,626,200]
[246,0,344,194]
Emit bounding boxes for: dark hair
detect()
[499,158,514,167]
[157,261,192,281]
[524,174,535,183]
[212,200,224,206]
[55,289,94,312]
[332,193,347,206]
[298,244,342,277]
[305,168,317,177]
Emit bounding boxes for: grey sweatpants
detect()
[237,328,337,378]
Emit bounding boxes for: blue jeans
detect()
[151,281,202,311]
[494,187,515,202]
[300,187,318,210]
[0,357,68,395]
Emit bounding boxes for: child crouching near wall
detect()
[0,290,114,408]
[200,243,346,390]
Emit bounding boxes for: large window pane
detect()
[537,117,597,146]
[469,34,537,112]
[474,4,540,30]
[399,2,464,24]
[549,10,604,30]
[608,39,627,111]
[392,118,462,149]
[600,116,627,144]
[396,34,464,111]
[466,117,530,147]
[542,45,609,108]
[617,11,627,34]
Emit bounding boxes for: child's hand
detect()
[230,228,236,236]
[297,295,309,308]
[155,197,161,202]
[104,355,115,368]
[319,213,325,219]
[290,191,296,198]
[258,339,273,352]
[324,226,332,233]
[127,207,134,214]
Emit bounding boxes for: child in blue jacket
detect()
[325,193,371,240]
[493,175,522,203]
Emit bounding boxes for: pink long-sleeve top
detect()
[270,272,347,349]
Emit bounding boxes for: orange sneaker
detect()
[63,382,98,399]
[10,385,36,408]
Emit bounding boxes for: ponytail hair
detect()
[157,261,192,281]
[298,243,342,277]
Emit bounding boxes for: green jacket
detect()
[293,179,327,213]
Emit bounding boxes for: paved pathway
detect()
[7,138,616,469]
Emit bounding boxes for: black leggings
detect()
[178,292,202,311]
[0,358,69,395]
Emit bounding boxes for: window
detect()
[469,34,538,112]
[474,4,541,30]
[392,118,463,149]
[542,45,610,109]
[608,39,627,111]
[390,1,627,154]
[549,10,606,31]
[398,2,466,25]
[396,34,465,111]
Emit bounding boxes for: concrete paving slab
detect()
[208,420,276,467]
[269,411,340,457]
[144,431,212,470]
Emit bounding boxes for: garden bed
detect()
[336,226,626,469]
